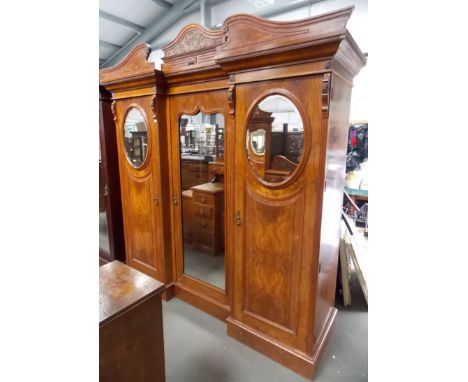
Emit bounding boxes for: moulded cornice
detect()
[100,44,157,88]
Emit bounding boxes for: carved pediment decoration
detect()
[216,7,356,63]
[163,24,224,58]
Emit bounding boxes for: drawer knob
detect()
[199,208,204,215]
[198,197,206,203]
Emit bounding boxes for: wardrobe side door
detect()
[233,76,324,352]
[115,96,164,281]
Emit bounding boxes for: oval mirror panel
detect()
[123,107,148,168]
[246,95,304,183]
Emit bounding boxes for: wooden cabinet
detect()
[99,46,173,287]
[99,86,125,264]
[191,182,224,255]
[99,261,165,382]
[100,7,365,379]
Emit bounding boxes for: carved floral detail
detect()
[165,29,223,57]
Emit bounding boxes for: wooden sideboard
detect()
[99,261,165,381]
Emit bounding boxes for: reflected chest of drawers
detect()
[181,159,209,190]
[190,182,224,255]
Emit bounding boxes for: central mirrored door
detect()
[178,111,226,290]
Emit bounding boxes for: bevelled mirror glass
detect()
[246,95,304,183]
[178,112,225,290]
[123,107,148,168]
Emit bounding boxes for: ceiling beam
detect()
[254,0,328,18]
[151,0,173,9]
[99,40,122,50]
[200,0,211,28]
[102,0,199,67]
[99,10,145,33]
[200,0,211,27]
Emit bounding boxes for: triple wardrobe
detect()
[100,7,365,379]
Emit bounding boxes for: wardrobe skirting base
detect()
[226,308,337,380]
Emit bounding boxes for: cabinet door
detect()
[168,89,231,318]
[233,76,323,352]
[115,97,165,281]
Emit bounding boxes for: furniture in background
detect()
[182,189,193,243]
[99,261,165,382]
[344,186,368,204]
[100,8,365,379]
[99,86,125,265]
[191,182,225,255]
[180,157,210,191]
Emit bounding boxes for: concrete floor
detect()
[162,272,367,382]
[99,212,110,253]
[183,243,225,289]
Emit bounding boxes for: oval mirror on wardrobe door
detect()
[123,107,148,168]
[246,95,304,184]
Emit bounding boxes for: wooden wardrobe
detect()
[99,86,125,265]
[100,7,365,379]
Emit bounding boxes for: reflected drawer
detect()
[193,217,213,232]
[193,230,213,246]
[192,192,213,205]
[193,205,213,218]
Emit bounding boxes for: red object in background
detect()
[351,129,357,147]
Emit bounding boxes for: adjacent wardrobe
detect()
[100,7,365,379]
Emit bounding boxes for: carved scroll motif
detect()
[165,29,224,57]
[321,73,331,116]
[111,100,117,123]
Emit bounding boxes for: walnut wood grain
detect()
[99,261,165,382]
[99,261,164,325]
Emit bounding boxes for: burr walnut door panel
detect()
[233,76,323,352]
[115,97,164,281]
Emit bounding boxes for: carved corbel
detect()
[227,84,235,115]
[321,73,331,117]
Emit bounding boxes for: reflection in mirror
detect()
[246,95,304,183]
[123,107,148,167]
[99,145,110,256]
[251,129,265,154]
[179,112,225,290]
